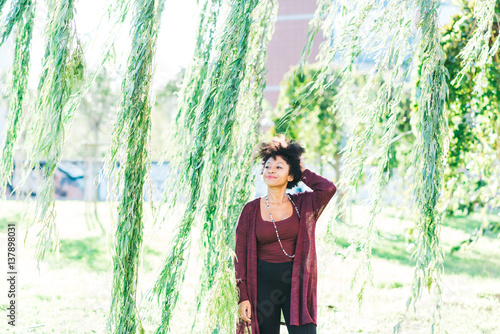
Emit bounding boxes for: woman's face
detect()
[263,156,293,187]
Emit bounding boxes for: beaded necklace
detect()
[265,193,301,258]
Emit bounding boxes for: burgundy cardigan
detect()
[234,168,337,333]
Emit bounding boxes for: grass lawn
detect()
[0,200,499,333]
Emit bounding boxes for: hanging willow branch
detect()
[19,0,83,268]
[299,0,330,68]
[0,0,7,16]
[340,0,417,304]
[294,0,419,306]
[395,1,449,332]
[160,0,222,212]
[174,0,220,143]
[189,1,241,326]
[295,1,459,331]
[291,0,376,115]
[150,1,259,332]
[105,0,164,333]
[1,0,132,271]
[0,0,31,46]
[0,0,35,197]
[197,1,277,332]
[453,0,500,85]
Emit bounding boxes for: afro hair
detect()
[255,134,305,189]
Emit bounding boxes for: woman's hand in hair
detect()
[299,156,305,173]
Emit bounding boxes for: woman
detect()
[234,135,337,334]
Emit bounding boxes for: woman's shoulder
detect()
[289,190,314,210]
[241,197,260,213]
[289,190,308,201]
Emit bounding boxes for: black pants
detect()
[257,258,317,334]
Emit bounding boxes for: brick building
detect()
[264,0,321,108]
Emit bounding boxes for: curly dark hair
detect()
[255,134,305,189]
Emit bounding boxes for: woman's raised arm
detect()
[300,168,337,221]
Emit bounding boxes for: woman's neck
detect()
[266,187,287,205]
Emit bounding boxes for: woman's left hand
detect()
[300,156,305,173]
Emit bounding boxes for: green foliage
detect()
[19,0,83,269]
[150,1,223,332]
[105,0,163,333]
[0,0,7,16]
[1,0,134,274]
[2,0,131,271]
[0,0,496,332]
[453,0,500,85]
[395,1,449,332]
[203,263,240,334]
[300,0,471,332]
[274,64,414,181]
[0,0,31,46]
[441,0,500,216]
[300,0,423,315]
[161,0,221,192]
[151,1,263,332]
[199,2,277,332]
[273,65,344,175]
[0,0,35,197]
